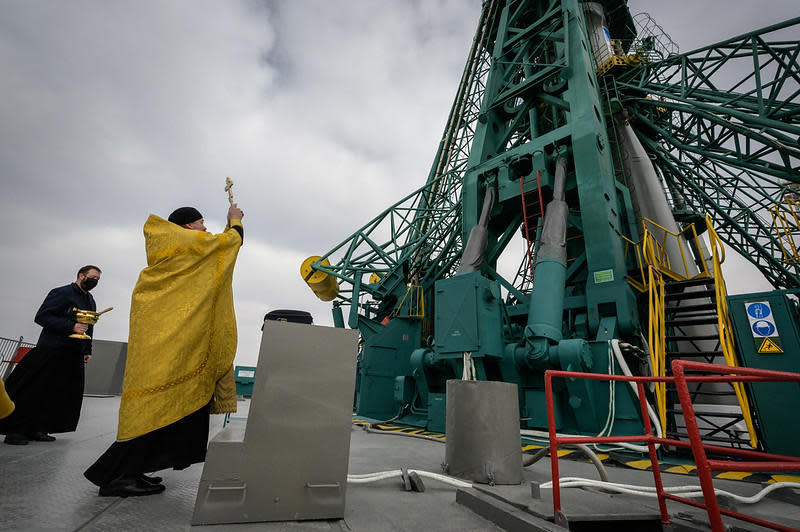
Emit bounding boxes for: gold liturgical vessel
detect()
[69,307,113,340]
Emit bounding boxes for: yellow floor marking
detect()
[666,465,697,475]
[769,474,800,483]
[522,444,545,451]
[625,460,654,470]
[715,471,751,480]
[354,417,793,485]
[354,420,768,484]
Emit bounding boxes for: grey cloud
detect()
[1,0,794,366]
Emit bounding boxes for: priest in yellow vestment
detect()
[84,203,243,497]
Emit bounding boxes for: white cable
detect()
[462,352,476,380]
[346,469,472,488]
[348,471,800,505]
[413,470,473,488]
[520,340,662,453]
[540,477,800,505]
[636,332,656,393]
[347,470,403,483]
[594,343,616,444]
[610,338,663,451]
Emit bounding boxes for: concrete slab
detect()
[1,396,798,531]
[0,397,502,531]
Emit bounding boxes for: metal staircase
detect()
[662,277,752,448]
[637,216,760,451]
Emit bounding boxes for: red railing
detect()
[0,336,35,380]
[544,360,800,532]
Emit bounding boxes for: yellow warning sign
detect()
[758,337,784,354]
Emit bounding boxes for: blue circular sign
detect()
[752,320,776,337]
[747,302,771,319]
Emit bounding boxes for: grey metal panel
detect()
[192,321,359,525]
[84,339,127,395]
[455,488,564,532]
[445,380,523,485]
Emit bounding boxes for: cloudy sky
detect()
[1,1,796,367]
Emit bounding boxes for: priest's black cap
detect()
[168,207,203,226]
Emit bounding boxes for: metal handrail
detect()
[393,284,425,319]
[770,197,800,264]
[646,266,667,431]
[627,216,755,446]
[672,360,800,532]
[621,234,647,293]
[705,215,758,448]
[621,216,709,292]
[622,226,668,293]
[0,335,36,380]
[544,362,800,532]
[640,218,711,281]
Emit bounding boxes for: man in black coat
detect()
[0,265,101,445]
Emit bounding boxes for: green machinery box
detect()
[727,290,800,456]
[234,365,257,397]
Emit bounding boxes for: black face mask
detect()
[81,277,98,291]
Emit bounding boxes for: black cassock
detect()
[0,283,95,435]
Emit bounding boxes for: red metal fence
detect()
[544,360,800,532]
[0,336,35,380]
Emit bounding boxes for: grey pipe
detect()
[459,187,496,274]
[522,444,609,482]
[363,424,446,444]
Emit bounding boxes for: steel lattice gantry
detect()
[610,16,800,289]
[302,0,800,442]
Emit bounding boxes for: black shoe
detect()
[99,476,166,497]
[4,433,29,445]
[139,474,163,485]
[27,432,56,442]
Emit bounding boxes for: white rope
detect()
[347,469,472,488]
[540,477,800,505]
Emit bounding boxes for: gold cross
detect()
[225,177,234,205]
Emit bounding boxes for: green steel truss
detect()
[610,17,800,288]
[311,0,500,312]
[311,3,800,315]
[301,0,800,444]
